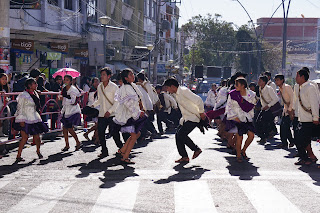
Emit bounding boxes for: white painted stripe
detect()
[238,180,302,213]
[304,181,320,194]
[91,181,140,213]
[0,181,10,189]
[7,181,74,213]
[174,180,217,213]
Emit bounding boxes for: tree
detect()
[182,14,236,67]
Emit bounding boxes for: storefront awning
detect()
[114,62,130,71]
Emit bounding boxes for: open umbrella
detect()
[52,68,80,79]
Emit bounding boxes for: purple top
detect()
[229,89,255,113]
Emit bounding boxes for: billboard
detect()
[10,0,41,9]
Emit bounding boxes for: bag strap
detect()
[280,90,290,107]
[100,83,113,106]
[259,87,269,106]
[298,87,312,114]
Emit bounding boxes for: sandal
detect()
[37,152,43,159]
[236,156,243,163]
[310,157,318,163]
[121,158,135,165]
[61,146,70,152]
[75,144,82,151]
[241,152,249,160]
[15,157,25,162]
[115,149,124,157]
[83,133,90,141]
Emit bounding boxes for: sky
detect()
[179,0,320,27]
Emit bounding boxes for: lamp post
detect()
[146,44,153,80]
[168,59,174,78]
[99,16,111,72]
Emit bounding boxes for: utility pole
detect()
[0,0,10,72]
[152,0,161,84]
[191,45,195,81]
[282,0,291,73]
[179,32,185,84]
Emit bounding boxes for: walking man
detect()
[92,67,122,158]
[164,78,206,163]
[275,74,295,149]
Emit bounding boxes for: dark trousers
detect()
[295,122,313,160]
[98,117,122,155]
[256,110,275,139]
[175,121,200,158]
[157,111,172,133]
[280,115,294,146]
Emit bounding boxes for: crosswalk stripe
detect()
[91,181,140,213]
[304,181,320,194]
[7,181,74,213]
[238,180,302,213]
[0,181,10,189]
[174,180,218,213]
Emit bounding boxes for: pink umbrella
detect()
[52,68,81,79]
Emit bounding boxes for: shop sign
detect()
[49,43,69,53]
[0,48,10,73]
[10,0,41,9]
[46,52,62,60]
[11,39,34,53]
[74,49,89,59]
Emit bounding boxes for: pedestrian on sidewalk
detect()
[91,67,122,158]
[60,75,82,152]
[275,74,295,149]
[163,78,205,163]
[204,83,217,112]
[293,67,319,165]
[113,69,147,164]
[14,78,48,162]
[225,77,256,163]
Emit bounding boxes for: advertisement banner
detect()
[74,49,89,59]
[0,48,10,73]
[11,39,34,53]
[46,52,62,60]
[49,43,69,54]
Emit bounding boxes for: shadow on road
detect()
[38,152,73,165]
[99,165,138,188]
[0,159,36,179]
[154,164,209,184]
[225,156,260,180]
[299,165,320,186]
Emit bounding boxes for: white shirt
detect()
[137,85,153,111]
[92,81,119,117]
[61,85,81,118]
[267,80,277,93]
[175,86,204,125]
[214,87,228,110]
[259,85,279,108]
[293,81,319,122]
[205,89,217,107]
[87,89,98,107]
[279,83,294,116]
[225,89,256,122]
[113,83,142,125]
[83,84,90,93]
[160,92,178,114]
[139,81,159,105]
[15,91,42,124]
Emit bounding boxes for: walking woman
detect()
[225,77,256,163]
[0,73,9,137]
[113,69,147,164]
[14,78,48,162]
[60,75,82,151]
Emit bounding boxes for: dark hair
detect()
[249,82,256,88]
[55,75,62,81]
[121,68,134,85]
[235,78,248,88]
[137,72,145,81]
[25,78,37,89]
[163,78,179,88]
[155,85,162,90]
[116,74,122,81]
[0,68,5,74]
[64,74,73,82]
[297,68,309,81]
[274,74,285,81]
[259,75,268,84]
[221,79,227,87]
[80,76,90,88]
[91,77,99,85]
[100,67,112,76]
[0,73,9,92]
[301,67,310,74]
[30,68,41,78]
[264,71,272,78]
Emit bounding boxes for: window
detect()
[48,0,58,6]
[144,0,148,16]
[64,0,72,10]
[87,0,97,23]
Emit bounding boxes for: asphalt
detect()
[0,126,319,213]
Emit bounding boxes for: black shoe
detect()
[277,144,288,149]
[289,143,295,148]
[98,153,109,158]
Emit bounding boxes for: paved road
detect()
[0,127,320,213]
